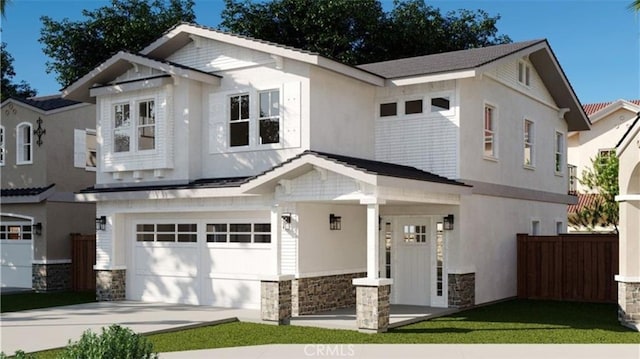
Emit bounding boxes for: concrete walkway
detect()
[0,301,260,355]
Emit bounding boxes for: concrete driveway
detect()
[0,301,260,355]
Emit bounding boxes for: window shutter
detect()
[73,129,86,168]
[283,82,301,148]
[209,93,227,153]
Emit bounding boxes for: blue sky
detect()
[1,0,639,105]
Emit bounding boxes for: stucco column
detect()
[360,198,385,279]
[615,197,640,331]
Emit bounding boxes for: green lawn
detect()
[24,299,640,358]
[0,291,95,313]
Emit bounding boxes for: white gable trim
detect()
[141,24,384,87]
[389,70,476,86]
[589,99,640,125]
[617,118,640,155]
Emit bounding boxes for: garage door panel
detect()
[202,247,272,275]
[201,277,260,309]
[130,274,200,305]
[1,240,32,288]
[135,246,198,277]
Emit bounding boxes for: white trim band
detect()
[352,278,393,286]
[615,275,640,283]
[32,259,71,264]
[93,265,127,270]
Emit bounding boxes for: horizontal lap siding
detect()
[517,233,618,303]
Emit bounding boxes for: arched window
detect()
[16,122,33,164]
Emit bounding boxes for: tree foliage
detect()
[1,43,37,101]
[220,0,511,65]
[39,0,196,88]
[569,153,619,233]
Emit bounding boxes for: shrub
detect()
[0,350,36,359]
[59,324,158,359]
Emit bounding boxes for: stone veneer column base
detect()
[261,280,292,325]
[618,281,640,331]
[448,273,475,309]
[32,263,71,292]
[96,269,126,301]
[354,282,391,333]
[292,272,366,316]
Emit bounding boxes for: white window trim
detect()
[16,122,33,165]
[0,125,5,166]
[554,130,565,176]
[483,102,498,161]
[86,129,97,172]
[257,89,282,148]
[523,118,535,169]
[518,60,531,87]
[428,92,455,116]
[134,221,198,247]
[206,221,272,248]
[378,99,400,118]
[403,97,424,116]
[555,220,565,234]
[112,98,157,156]
[531,218,541,235]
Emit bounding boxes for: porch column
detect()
[95,212,126,301]
[615,196,640,331]
[353,198,392,333]
[260,205,292,325]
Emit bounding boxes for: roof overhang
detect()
[1,185,56,204]
[63,51,221,103]
[617,115,640,155]
[588,99,640,125]
[388,70,476,87]
[1,98,91,115]
[141,23,385,87]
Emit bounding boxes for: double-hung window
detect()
[555,131,564,174]
[16,122,32,164]
[524,119,534,167]
[259,90,280,144]
[113,100,155,153]
[518,61,531,86]
[483,105,496,158]
[0,125,5,166]
[230,94,250,147]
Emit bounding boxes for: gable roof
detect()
[616,112,640,154]
[1,95,85,113]
[63,51,222,103]
[357,40,544,79]
[583,99,640,116]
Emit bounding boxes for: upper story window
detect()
[259,90,280,144]
[405,99,423,115]
[113,100,155,153]
[86,130,97,169]
[380,102,397,117]
[0,125,5,166]
[229,94,250,147]
[431,96,450,112]
[555,131,564,174]
[598,148,614,157]
[524,119,535,167]
[74,129,97,170]
[483,105,496,159]
[518,60,531,86]
[16,122,32,165]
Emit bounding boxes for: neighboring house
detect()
[614,114,640,331]
[1,95,96,290]
[567,99,639,232]
[65,23,588,332]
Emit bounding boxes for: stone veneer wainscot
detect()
[96,269,126,301]
[448,272,475,309]
[32,263,71,291]
[292,272,366,315]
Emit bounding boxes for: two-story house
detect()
[1,95,96,291]
[65,23,589,332]
[567,99,639,232]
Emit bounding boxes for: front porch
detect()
[289,305,459,331]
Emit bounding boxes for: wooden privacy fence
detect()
[517,233,618,303]
[71,233,96,291]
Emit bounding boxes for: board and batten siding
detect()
[166,37,273,72]
[374,81,459,180]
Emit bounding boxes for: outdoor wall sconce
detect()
[329,213,342,230]
[32,222,42,235]
[443,214,454,230]
[281,213,292,230]
[96,216,107,231]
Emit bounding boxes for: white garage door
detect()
[1,222,33,288]
[129,219,272,309]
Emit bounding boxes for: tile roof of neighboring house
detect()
[356,40,544,79]
[7,95,82,111]
[1,184,55,197]
[582,99,640,116]
[568,193,603,214]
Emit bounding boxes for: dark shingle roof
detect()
[256,150,469,187]
[1,184,55,197]
[79,177,249,194]
[357,40,545,79]
[8,95,82,111]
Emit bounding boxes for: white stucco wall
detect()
[458,73,568,195]
[296,203,366,276]
[458,194,567,304]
